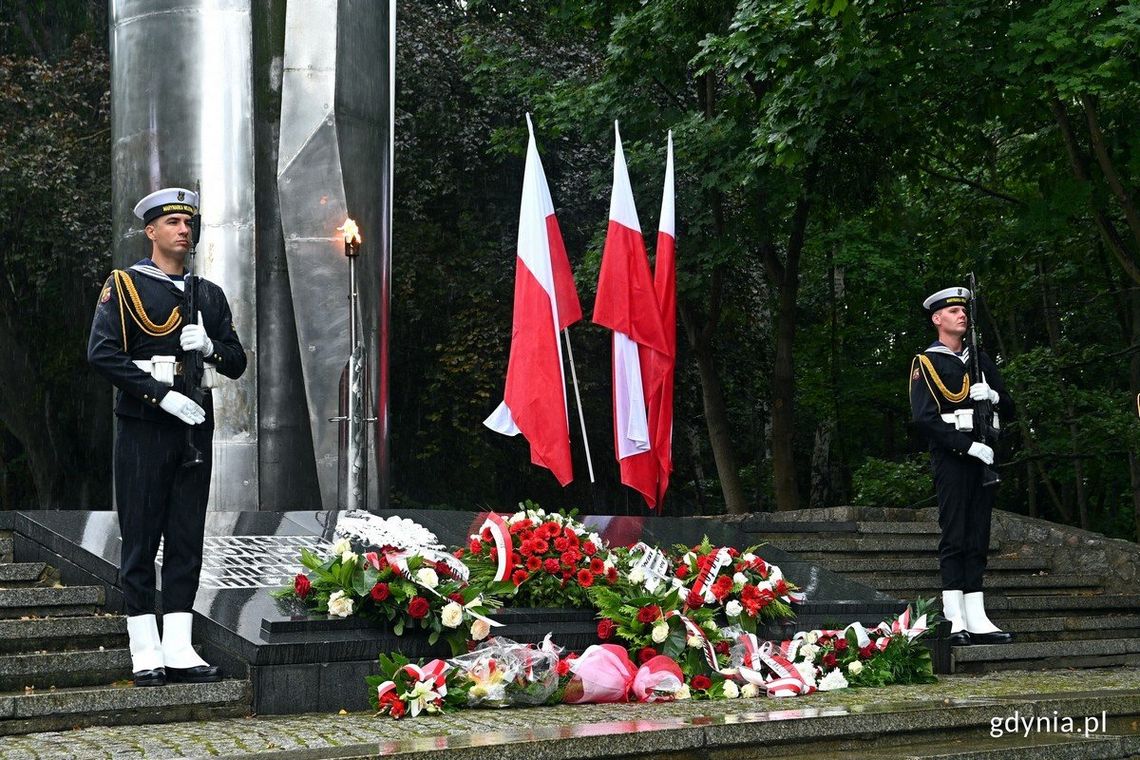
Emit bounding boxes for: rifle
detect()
[182,181,205,468]
[967,272,1000,487]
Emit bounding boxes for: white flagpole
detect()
[562,329,595,483]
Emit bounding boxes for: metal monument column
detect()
[110,0,259,509]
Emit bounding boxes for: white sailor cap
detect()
[133,187,198,224]
[923,286,971,314]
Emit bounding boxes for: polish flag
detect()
[651,132,677,505]
[592,122,670,507]
[484,114,583,485]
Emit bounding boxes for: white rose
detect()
[509,512,524,524]
[470,619,491,641]
[802,631,819,645]
[702,619,718,633]
[327,590,354,618]
[798,644,819,662]
[817,669,849,692]
[550,513,563,524]
[628,567,646,584]
[589,533,603,547]
[741,683,759,698]
[847,661,864,676]
[341,550,357,566]
[687,634,703,648]
[769,566,783,582]
[440,602,464,629]
[732,572,748,587]
[652,622,670,644]
[416,568,439,589]
[793,660,817,687]
[742,553,757,563]
[674,684,691,700]
[331,538,351,556]
[722,680,740,699]
[725,600,744,617]
[757,580,774,593]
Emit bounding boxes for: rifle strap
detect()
[917,354,970,404]
[112,270,184,351]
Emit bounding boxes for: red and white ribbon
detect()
[687,547,731,605]
[478,513,513,582]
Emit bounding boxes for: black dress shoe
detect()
[948,630,972,646]
[969,630,1014,645]
[165,664,221,683]
[133,668,166,687]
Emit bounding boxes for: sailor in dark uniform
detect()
[88,187,246,685]
[910,287,1013,646]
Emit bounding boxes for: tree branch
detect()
[918,164,1025,205]
[1081,93,1140,254]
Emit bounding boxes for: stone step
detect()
[0,586,103,619]
[856,574,1103,593]
[998,615,1140,642]
[987,594,1140,614]
[0,562,47,587]
[953,637,1140,674]
[0,679,252,736]
[0,648,132,691]
[0,532,12,563]
[773,535,999,555]
[853,521,943,535]
[819,556,1052,573]
[0,614,128,655]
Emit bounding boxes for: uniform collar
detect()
[130,259,185,291]
[926,340,970,364]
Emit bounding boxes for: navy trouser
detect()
[931,448,995,592]
[114,415,212,615]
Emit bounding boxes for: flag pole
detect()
[562,329,595,483]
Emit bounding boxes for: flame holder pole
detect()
[344,232,367,511]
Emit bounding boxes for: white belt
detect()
[134,356,217,389]
[941,410,999,431]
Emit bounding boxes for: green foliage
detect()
[852,457,934,509]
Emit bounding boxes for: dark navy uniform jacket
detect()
[87,260,246,430]
[909,341,1013,456]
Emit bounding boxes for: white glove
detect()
[969,381,999,404]
[967,442,994,465]
[159,390,206,425]
[180,312,214,356]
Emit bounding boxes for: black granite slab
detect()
[10,508,925,714]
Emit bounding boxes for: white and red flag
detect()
[651,132,677,505]
[592,122,671,508]
[484,114,583,486]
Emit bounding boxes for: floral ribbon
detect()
[687,547,732,605]
[478,513,513,583]
[375,658,450,716]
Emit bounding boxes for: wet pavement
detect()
[2,667,1139,759]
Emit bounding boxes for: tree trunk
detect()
[809,420,833,509]
[770,281,800,511]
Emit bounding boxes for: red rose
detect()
[686,589,703,608]
[590,557,606,575]
[468,538,482,554]
[690,674,712,691]
[637,647,658,664]
[597,619,616,640]
[637,604,662,624]
[512,569,529,586]
[577,568,595,587]
[449,592,465,603]
[714,641,731,655]
[835,638,849,653]
[859,644,876,659]
[822,652,837,669]
[543,558,561,574]
[582,541,597,556]
[676,564,690,579]
[371,582,390,602]
[294,573,311,599]
[527,556,542,572]
[407,596,430,619]
[557,658,572,676]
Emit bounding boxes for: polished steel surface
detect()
[277,0,391,510]
[110,0,258,509]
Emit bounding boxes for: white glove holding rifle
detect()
[180,312,213,356]
[159,391,206,426]
[969,381,999,404]
[967,442,994,465]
